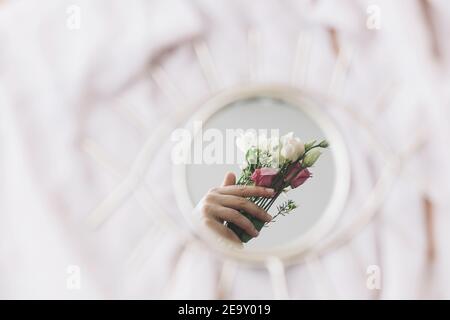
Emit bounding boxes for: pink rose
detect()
[290,169,311,188]
[251,168,279,187]
[285,163,312,188]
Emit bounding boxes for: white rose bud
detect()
[280,132,305,162]
[303,149,321,167]
[319,140,329,148]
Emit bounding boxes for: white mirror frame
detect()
[173,84,351,265]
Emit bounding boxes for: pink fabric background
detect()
[0,0,449,299]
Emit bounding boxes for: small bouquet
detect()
[227,132,329,243]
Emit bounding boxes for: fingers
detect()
[201,202,259,237]
[214,185,275,198]
[222,172,236,186]
[214,194,272,223]
[198,174,274,242]
[212,206,259,237]
[203,218,242,245]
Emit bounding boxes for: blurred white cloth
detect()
[0,0,449,299]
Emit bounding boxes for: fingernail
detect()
[264,214,272,222]
[253,228,259,237]
[265,188,275,195]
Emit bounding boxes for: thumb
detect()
[222,172,236,186]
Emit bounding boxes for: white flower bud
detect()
[303,149,321,167]
[319,140,329,148]
[280,132,305,162]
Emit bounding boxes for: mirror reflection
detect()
[180,95,338,250]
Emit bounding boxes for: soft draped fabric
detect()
[0,0,449,299]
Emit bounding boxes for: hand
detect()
[199,172,274,243]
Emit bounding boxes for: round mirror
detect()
[173,85,350,264]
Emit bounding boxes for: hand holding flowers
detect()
[199,173,274,244]
[225,132,329,243]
